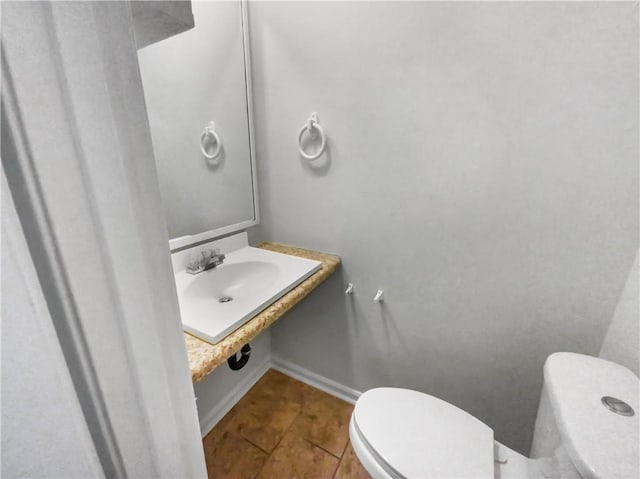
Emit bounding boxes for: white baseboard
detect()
[198,357,270,437]
[270,356,362,404]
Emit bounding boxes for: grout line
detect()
[333,440,353,479]
[250,444,268,479]
[332,462,341,479]
[244,432,278,479]
[239,436,268,479]
[302,436,345,461]
[331,449,344,479]
[250,407,302,474]
[338,438,350,459]
[276,409,300,447]
[331,463,340,479]
[242,435,271,457]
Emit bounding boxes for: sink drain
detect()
[218,296,233,303]
[602,396,635,416]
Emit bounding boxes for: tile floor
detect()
[202,369,372,479]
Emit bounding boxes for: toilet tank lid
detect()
[353,388,494,479]
[544,353,639,479]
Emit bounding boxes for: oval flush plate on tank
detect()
[601,396,635,416]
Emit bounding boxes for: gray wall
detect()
[600,252,639,376]
[248,1,639,454]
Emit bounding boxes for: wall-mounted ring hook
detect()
[307,112,319,140]
[200,120,222,159]
[298,112,326,160]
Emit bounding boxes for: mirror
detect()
[136,0,258,251]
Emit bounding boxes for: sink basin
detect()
[183,261,279,302]
[175,246,322,344]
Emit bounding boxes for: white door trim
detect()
[2,2,206,477]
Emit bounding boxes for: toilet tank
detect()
[530,353,639,479]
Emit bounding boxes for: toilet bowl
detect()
[349,353,639,479]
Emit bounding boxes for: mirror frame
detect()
[168,0,259,252]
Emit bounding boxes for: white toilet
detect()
[350,352,639,479]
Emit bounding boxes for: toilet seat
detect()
[351,388,495,479]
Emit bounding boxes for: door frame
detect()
[1,2,206,476]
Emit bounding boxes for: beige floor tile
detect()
[289,387,354,457]
[257,431,339,479]
[203,407,238,450]
[204,431,267,479]
[333,442,372,479]
[202,370,370,479]
[230,386,301,453]
[246,369,315,406]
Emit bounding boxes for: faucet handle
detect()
[211,248,225,264]
[186,251,205,274]
[186,247,224,274]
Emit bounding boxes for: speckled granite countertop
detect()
[185,242,341,383]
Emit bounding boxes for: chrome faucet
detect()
[186,248,226,275]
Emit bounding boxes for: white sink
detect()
[175,246,321,344]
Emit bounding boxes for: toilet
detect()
[349,352,639,479]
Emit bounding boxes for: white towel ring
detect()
[200,121,222,159]
[298,113,326,161]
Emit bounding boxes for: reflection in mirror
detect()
[137,0,258,250]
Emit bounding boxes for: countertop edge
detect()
[184,242,341,383]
